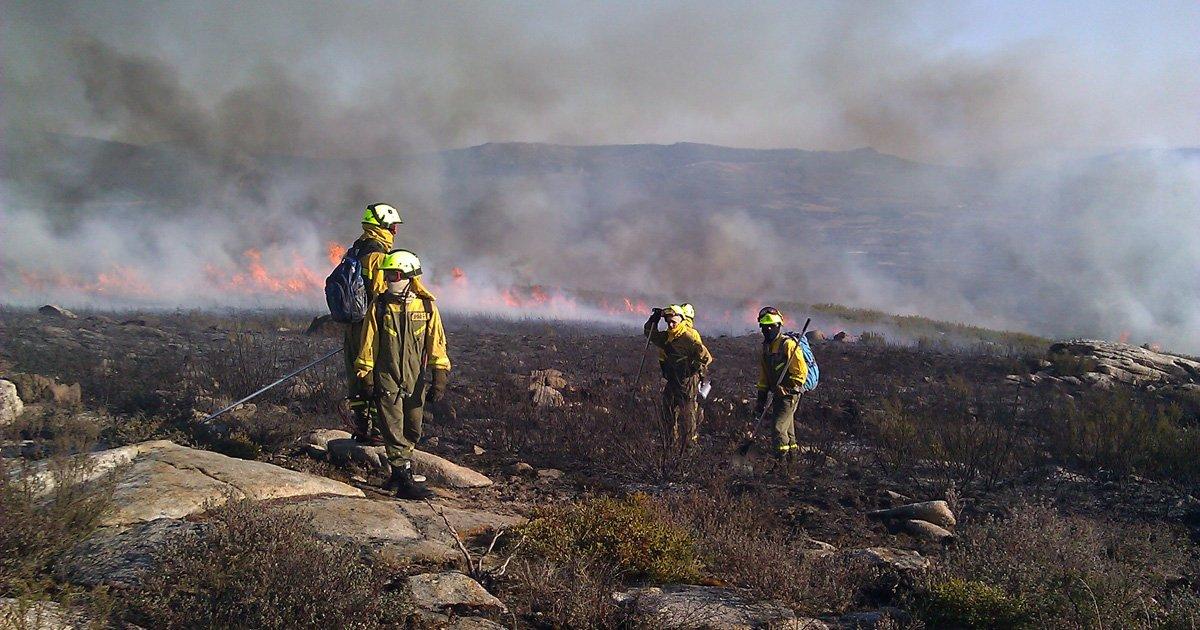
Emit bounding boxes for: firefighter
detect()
[345,203,403,445]
[354,249,450,499]
[644,304,713,451]
[754,306,807,462]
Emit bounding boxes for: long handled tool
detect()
[201,346,343,424]
[630,331,654,401]
[737,317,811,456]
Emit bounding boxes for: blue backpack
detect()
[784,332,820,392]
[325,240,385,324]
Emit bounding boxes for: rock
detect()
[0,380,23,425]
[900,519,955,543]
[613,585,830,630]
[412,450,494,489]
[837,608,905,629]
[832,331,850,342]
[20,440,363,526]
[1049,339,1200,387]
[302,428,353,455]
[285,496,422,542]
[530,384,565,407]
[803,538,837,551]
[507,462,536,476]
[55,518,203,588]
[472,444,486,456]
[229,402,256,420]
[529,368,567,390]
[536,468,564,480]
[407,571,507,616]
[0,597,89,629]
[805,330,826,343]
[867,500,956,528]
[5,373,81,407]
[39,304,78,319]
[326,437,388,469]
[882,490,911,503]
[843,547,930,573]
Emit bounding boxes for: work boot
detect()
[385,462,434,500]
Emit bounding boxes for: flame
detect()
[15,265,151,296]
[327,242,346,265]
[1119,331,1131,344]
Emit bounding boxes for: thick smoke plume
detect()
[2,2,1199,349]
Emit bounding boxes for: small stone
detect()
[472,445,486,456]
[901,519,955,543]
[536,468,564,480]
[406,571,507,616]
[507,462,535,477]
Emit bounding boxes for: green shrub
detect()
[126,499,405,629]
[0,457,114,596]
[1046,351,1098,377]
[918,578,1032,629]
[519,493,701,583]
[211,432,262,460]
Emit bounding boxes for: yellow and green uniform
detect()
[344,224,393,429]
[355,282,450,467]
[757,335,808,455]
[644,317,713,449]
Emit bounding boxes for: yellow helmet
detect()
[757,306,784,326]
[663,304,686,319]
[362,203,403,227]
[680,303,696,321]
[380,249,422,278]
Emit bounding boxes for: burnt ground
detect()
[3,306,1200,626]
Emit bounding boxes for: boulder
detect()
[529,369,568,390]
[530,385,565,408]
[407,571,507,616]
[832,331,850,342]
[5,373,81,407]
[20,440,363,526]
[900,519,955,543]
[55,518,203,588]
[843,547,930,573]
[613,585,830,630]
[0,380,23,425]
[867,500,956,528]
[805,330,826,343]
[326,437,387,469]
[507,462,535,477]
[39,304,78,319]
[412,450,493,488]
[302,428,353,456]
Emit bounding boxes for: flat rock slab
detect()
[55,518,203,588]
[19,440,363,526]
[614,585,830,630]
[284,496,422,542]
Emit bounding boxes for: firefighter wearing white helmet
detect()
[355,249,451,499]
[644,303,713,452]
[344,203,404,446]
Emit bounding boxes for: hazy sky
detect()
[5,0,1199,165]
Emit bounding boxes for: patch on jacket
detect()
[409,312,430,322]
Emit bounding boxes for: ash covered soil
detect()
[3,306,1200,628]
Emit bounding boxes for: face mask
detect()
[386,278,412,296]
[761,325,780,342]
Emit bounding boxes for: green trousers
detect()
[662,374,701,449]
[374,383,426,467]
[763,392,801,456]
[344,322,374,433]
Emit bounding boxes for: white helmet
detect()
[362,203,403,227]
[380,249,422,278]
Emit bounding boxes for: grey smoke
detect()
[2,1,1199,350]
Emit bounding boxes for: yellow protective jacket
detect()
[757,335,807,394]
[645,319,713,380]
[356,223,394,299]
[355,282,451,396]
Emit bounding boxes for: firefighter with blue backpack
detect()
[339,203,403,445]
[753,306,815,463]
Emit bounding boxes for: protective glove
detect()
[356,368,373,386]
[427,369,449,403]
[753,389,769,418]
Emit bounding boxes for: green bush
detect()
[519,493,701,583]
[1046,351,1098,377]
[126,499,405,629]
[918,578,1032,629]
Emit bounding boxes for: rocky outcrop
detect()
[407,572,507,616]
[19,440,363,526]
[842,547,930,573]
[0,380,23,425]
[55,518,202,588]
[614,585,831,629]
[39,304,78,319]
[5,373,82,407]
[527,369,567,407]
[1048,340,1200,387]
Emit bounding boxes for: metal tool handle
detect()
[201,346,343,424]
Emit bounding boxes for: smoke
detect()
[2,1,1199,349]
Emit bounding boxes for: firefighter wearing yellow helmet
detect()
[754,306,807,461]
[345,203,406,445]
[354,249,451,499]
[644,303,713,452]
